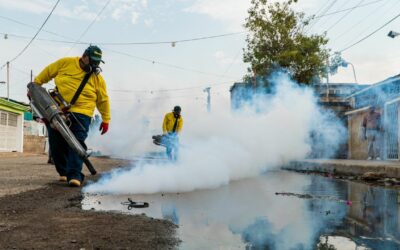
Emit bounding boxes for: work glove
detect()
[99,122,109,135]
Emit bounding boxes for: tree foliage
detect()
[243,0,329,85]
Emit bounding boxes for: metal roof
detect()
[347,74,400,98]
[0,98,30,112]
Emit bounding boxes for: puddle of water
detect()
[82,171,400,250]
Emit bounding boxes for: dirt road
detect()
[0,153,179,249]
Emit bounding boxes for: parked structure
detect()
[230,76,271,110]
[313,83,366,117]
[0,98,29,152]
[231,80,364,114]
[313,83,367,158]
[346,74,400,160]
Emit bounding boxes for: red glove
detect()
[99,122,109,135]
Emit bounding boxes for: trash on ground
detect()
[275,192,353,206]
[121,198,149,210]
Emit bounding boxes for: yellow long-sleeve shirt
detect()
[34,57,111,122]
[162,112,183,134]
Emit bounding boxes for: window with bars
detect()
[0,113,6,126]
[7,113,17,127]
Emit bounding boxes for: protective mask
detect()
[83,63,92,73]
[89,59,102,75]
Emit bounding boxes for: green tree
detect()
[244,0,329,85]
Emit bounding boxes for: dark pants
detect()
[163,134,179,161]
[47,113,91,182]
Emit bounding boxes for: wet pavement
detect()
[82,170,400,250]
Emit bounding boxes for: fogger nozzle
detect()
[27,82,97,175]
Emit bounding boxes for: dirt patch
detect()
[0,153,180,249]
[292,169,400,189]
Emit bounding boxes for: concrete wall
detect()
[0,109,24,152]
[23,135,47,154]
[348,110,369,160]
[24,121,46,136]
[17,113,24,152]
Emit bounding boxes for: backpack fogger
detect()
[27,82,97,175]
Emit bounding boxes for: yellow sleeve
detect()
[34,58,65,85]
[95,75,111,123]
[162,114,168,133]
[176,116,183,133]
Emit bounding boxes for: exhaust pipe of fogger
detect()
[27,82,97,175]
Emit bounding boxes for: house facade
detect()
[0,98,29,152]
[346,75,400,160]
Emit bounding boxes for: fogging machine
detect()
[27,82,96,175]
[152,134,168,147]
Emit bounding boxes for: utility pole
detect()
[6,61,9,100]
[30,70,33,82]
[326,58,329,100]
[203,87,211,113]
[347,62,358,83]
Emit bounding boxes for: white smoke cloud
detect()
[84,73,345,194]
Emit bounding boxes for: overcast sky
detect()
[1,0,400,108]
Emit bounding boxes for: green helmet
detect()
[173,106,181,113]
[84,45,104,64]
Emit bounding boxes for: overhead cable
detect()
[104,47,238,79]
[0,31,245,46]
[325,0,366,33]
[331,0,390,42]
[306,0,338,32]
[84,32,246,45]
[108,81,235,93]
[337,0,400,48]
[315,0,385,18]
[339,11,400,52]
[0,31,240,79]
[64,0,111,55]
[0,0,61,69]
[0,14,70,40]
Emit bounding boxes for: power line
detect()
[331,0,390,42]
[108,81,235,93]
[0,5,243,83]
[0,30,241,80]
[221,44,244,77]
[0,0,61,69]
[84,32,246,45]
[306,0,339,32]
[104,47,239,79]
[315,0,385,18]
[112,94,207,103]
[65,0,111,55]
[325,0,366,33]
[339,10,400,52]
[311,0,332,17]
[0,14,70,40]
[337,0,400,48]
[0,30,245,46]
[0,13,245,46]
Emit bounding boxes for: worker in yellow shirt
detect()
[34,45,110,187]
[162,106,183,161]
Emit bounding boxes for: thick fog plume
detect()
[84,73,345,194]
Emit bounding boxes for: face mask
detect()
[80,58,92,73]
[89,59,102,74]
[83,63,92,73]
[81,59,102,74]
